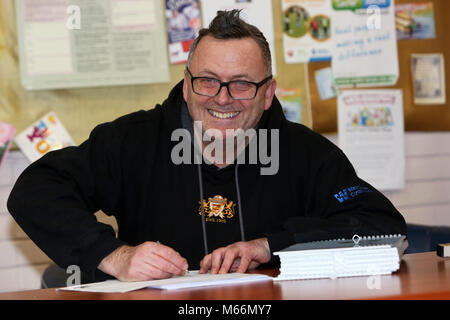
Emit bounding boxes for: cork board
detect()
[0,0,311,148]
[310,0,450,133]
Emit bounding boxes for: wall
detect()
[0,152,48,292]
[325,132,450,226]
[0,151,117,292]
[1,132,449,293]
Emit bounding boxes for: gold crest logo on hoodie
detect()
[199,195,235,223]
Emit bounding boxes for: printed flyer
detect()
[165,0,202,64]
[331,0,399,87]
[338,89,405,190]
[282,0,332,63]
[14,112,75,162]
[411,53,446,105]
[276,88,303,124]
[395,2,435,40]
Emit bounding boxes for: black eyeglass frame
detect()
[186,67,272,100]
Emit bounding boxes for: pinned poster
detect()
[338,89,405,191]
[14,112,75,162]
[0,122,15,170]
[412,53,446,105]
[331,0,399,88]
[281,0,332,63]
[16,0,170,90]
[395,2,436,40]
[200,0,277,75]
[165,0,202,64]
[276,88,303,124]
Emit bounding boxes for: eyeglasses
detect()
[186,67,272,100]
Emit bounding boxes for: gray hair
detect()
[186,10,272,76]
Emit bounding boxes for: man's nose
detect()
[215,85,234,105]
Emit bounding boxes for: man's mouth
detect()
[208,109,240,119]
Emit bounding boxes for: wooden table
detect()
[1,252,449,300]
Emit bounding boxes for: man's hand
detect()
[199,238,271,274]
[98,242,188,281]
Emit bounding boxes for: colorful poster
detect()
[0,122,15,171]
[338,89,405,191]
[331,0,399,88]
[282,0,332,63]
[411,53,446,105]
[14,112,75,162]
[165,0,202,64]
[276,88,303,124]
[200,0,277,75]
[395,2,435,40]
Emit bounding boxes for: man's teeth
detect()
[208,109,240,119]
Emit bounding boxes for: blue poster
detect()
[165,0,201,64]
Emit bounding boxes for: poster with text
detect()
[282,0,332,63]
[338,89,405,190]
[331,0,399,87]
[412,53,446,105]
[395,2,435,40]
[166,0,201,64]
[200,0,277,75]
[16,0,170,90]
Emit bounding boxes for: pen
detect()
[156,240,188,275]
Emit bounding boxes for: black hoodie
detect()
[7,80,406,281]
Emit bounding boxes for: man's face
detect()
[183,36,276,138]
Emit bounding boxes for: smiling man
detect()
[183,33,275,138]
[8,10,406,284]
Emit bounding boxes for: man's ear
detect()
[264,78,277,110]
[183,70,189,102]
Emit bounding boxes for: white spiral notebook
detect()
[273,234,408,281]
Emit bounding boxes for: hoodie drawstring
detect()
[197,163,209,256]
[234,163,245,241]
[197,162,246,257]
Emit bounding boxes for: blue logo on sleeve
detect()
[334,186,372,203]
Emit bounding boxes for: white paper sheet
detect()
[412,53,446,105]
[60,271,272,293]
[337,89,405,191]
[200,0,276,75]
